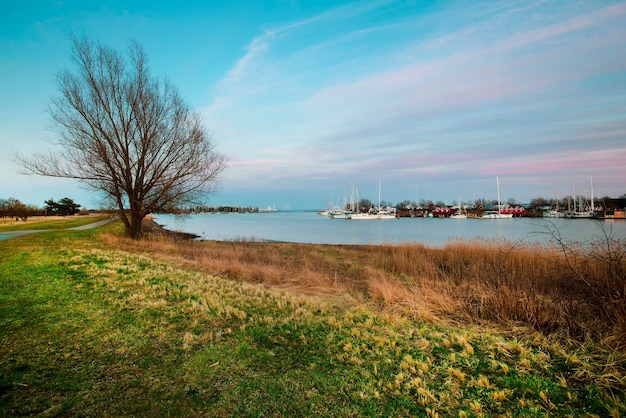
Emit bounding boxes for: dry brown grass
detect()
[0,213,102,227]
[102,228,626,347]
[0,215,58,226]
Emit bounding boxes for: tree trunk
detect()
[129,215,143,239]
[117,205,144,239]
[128,201,144,239]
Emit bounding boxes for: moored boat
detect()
[350,180,398,220]
[481,176,514,219]
[329,208,354,219]
[564,176,597,219]
[449,211,468,219]
[449,197,468,219]
[567,210,596,219]
[351,207,398,220]
[481,210,513,219]
[543,192,564,218]
[543,209,565,218]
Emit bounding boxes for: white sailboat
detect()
[329,184,355,219]
[481,176,513,219]
[565,175,596,219]
[350,180,398,220]
[318,194,331,216]
[543,192,564,218]
[450,197,468,219]
[329,208,352,219]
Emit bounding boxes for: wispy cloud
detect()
[203,0,626,205]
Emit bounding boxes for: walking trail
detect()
[0,217,116,241]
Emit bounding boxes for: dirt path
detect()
[0,217,117,241]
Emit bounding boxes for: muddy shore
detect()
[142,216,200,240]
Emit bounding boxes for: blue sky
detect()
[1,0,625,210]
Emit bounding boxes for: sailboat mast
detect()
[416,185,418,207]
[351,184,354,211]
[590,174,595,212]
[496,175,501,215]
[556,191,559,212]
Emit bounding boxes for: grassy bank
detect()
[113,221,626,346]
[1,221,625,416]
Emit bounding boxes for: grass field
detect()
[1,219,624,416]
[0,214,111,232]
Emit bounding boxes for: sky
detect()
[1,0,625,210]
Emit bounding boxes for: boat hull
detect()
[565,211,596,219]
[329,210,353,219]
[543,211,564,218]
[481,212,514,219]
[350,211,398,220]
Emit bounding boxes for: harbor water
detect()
[154,212,626,247]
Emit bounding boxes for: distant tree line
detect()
[0,197,82,221]
[4,193,623,221]
[178,205,267,214]
[178,193,626,214]
[0,198,40,221]
[334,194,626,213]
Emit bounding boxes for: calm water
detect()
[155,212,626,247]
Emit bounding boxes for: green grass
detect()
[0,214,110,232]
[1,225,625,416]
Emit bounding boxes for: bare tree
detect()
[17,36,226,238]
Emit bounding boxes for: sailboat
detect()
[350,180,398,220]
[543,192,564,218]
[565,175,597,219]
[318,193,331,216]
[449,197,468,219]
[481,176,513,219]
[329,184,355,219]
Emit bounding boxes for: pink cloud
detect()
[477,148,626,178]
[227,158,284,167]
[494,3,626,53]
